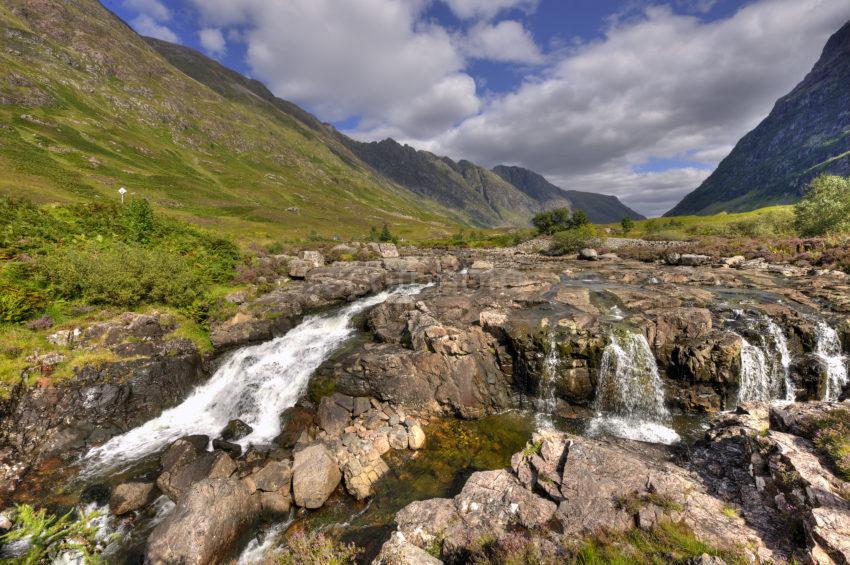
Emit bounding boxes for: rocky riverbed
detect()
[1,239,848,563]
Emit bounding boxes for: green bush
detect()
[532,207,590,235]
[794,174,850,236]
[0,504,105,564]
[0,285,45,323]
[548,225,600,256]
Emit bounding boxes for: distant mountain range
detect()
[668,20,850,216]
[0,0,641,239]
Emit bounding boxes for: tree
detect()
[794,174,850,236]
[621,216,635,234]
[379,223,393,242]
[532,207,573,235]
[569,209,590,228]
[123,198,155,244]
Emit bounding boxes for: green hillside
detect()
[0,1,463,242]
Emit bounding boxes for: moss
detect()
[522,439,544,457]
[308,374,337,404]
[721,505,740,519]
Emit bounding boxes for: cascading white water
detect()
[766,319,795,401]
[83,284,430,475]
[535,333,560,429]
[588,331,679,445]
[815,321,849,401]
[735,316,795,403]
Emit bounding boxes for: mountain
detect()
[0,0,463,241]
[336,138,567,227]
[667,21,850,217]
[492,165,645,223]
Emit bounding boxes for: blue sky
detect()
[102,0,850,215]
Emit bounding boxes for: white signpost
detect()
[118,187,127,204]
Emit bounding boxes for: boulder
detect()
[318,396,351,437]
[292,444,341,508]
[679,254,711,266]
[578,248,599,261]
[288,259,312,279]
[369,243,400,258]
[274,405,316,448]
[469,260,493,272]
[647,307,713,349]
[352,396,372,416]
[145,478,259,565]
[301,250,325,268]
[160,436,209,473]
[375,532,443,565]
[109,481,158,515]
[157,451,237,501]
[220,419,253,442]
[408,424,426,450]
[252,459,292,493]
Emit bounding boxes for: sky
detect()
[102,0,850,216]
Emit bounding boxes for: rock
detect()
[664,251,682,265]
[352,397,372,416]
[679,254,711,266]
[389,427,409,450]
[161,436,209,473]
[220,419,253,442]
[332,392,355,412]
[259,491,292,516]
[288,259,312,279]
[301,250,326,268]
[375,531,443,565]
[722,255,746,267]
[212,439,243,457]
[369,243,400,258]
[647,307,713,349]
[252,459,292,493]
[275,405,316,448]
[145,478,260,565]
[469,260,493,272]
[109,481,158,515]
[157,451,237,501]
[292,444,341,508]
[479,310,508,333]
[408,424,426,450]
[578,248,599,261]
[318,396,351,437]
[599,253,619,261]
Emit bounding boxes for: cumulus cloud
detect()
[432,0,850,215]
[124,0,171,21]
[189,0,481,138]
[462,20,543,64]
[132,14,179,42]
[199,28,227,57]
[441,0,539,20]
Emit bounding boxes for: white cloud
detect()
[462,20,543,64]
[199,28,227,57]
[189,0,481,138]
[431,0,850,215]
[441,0,538,20]
[132,14,179,42]
[124,0,171,21]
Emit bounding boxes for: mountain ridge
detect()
[667,20,850,217]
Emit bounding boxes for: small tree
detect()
[794,174,850,236]
[123,198,156,244]
[379,223,393,242]
[569,209,590,228]
[532,207,575,235]
[621,216,635,234]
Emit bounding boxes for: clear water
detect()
[82,284,431,476]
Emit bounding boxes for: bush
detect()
[620,216,634,234]
[278,532,359,565]
[0,504,105,563]
[794,174,850,236]
[548,225,600,256]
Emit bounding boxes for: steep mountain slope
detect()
[337,138,553,227]
[667,21,850,216]
[0,0,462,240]
[493,165,645,222]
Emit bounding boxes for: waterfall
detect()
[815,321,849,401]
[735,316,795,403]
[588,331,679,445]
[83,284,430,476]
[535,333,560,429]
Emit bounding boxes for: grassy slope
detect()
[610,206,795,240]
[0,1,463,243]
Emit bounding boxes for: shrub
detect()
[277,532,359,565]
[548,225,600,256]
[0,504,105,564]
[620,217,634,234]
[794,174,850,236]
[0,285,45,323]
[123,198,156,244]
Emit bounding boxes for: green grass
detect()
[812,408,850,481]
[0,504,106,564]
[609,206,795,240]
[0,4,464,244]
